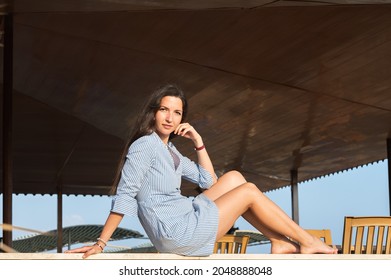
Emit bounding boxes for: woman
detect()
[66,84,337,258]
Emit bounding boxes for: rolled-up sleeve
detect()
[111,137,155,216]
[180,155,215,189]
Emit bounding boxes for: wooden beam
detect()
[2,11,13,248]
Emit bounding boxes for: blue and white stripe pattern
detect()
[111,132,219,256]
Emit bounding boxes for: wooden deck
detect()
[1,253,391,260]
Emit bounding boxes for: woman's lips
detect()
[162,124,173,130]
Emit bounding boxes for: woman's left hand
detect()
[174,123,201,143]
[64,244,103,259]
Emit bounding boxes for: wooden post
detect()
[2,11,13,248]
[291,169,299,224]
[57,183,63,253]
[387,138,391,216]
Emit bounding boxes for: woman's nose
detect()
[165,112,173,122]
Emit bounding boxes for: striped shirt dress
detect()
[111,132,219,256]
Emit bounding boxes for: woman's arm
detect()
[193,138,217,184]
[175,123,217,184]
[65,212,124,258]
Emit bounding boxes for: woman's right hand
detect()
[64,244,103,259]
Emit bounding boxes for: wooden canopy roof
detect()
[1,0,391,197]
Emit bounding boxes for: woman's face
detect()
[154,96,183,143]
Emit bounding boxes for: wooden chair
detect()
[213,234,250,254]
[342,216,391,254]
[305,229,333,246]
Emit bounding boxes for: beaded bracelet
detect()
[97,238,107,246]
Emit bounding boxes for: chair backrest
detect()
[342,216,391,254]
[305,229,333,246]
[213,234,250,254]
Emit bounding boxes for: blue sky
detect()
[1,160,389,253]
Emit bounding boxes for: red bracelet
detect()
[194,145,205,151]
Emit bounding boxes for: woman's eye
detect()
[175,111,182,116]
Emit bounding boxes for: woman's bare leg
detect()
[203,171,299,253]
[203,171,293,242]
[242,211,300,254]
[204,171,299,252]
[203,171,337,254]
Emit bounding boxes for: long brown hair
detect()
[110,84,188,194]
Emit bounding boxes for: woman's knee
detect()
[238,182,264,198]
[222,170,247,184]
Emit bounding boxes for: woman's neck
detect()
[155,132,169,145]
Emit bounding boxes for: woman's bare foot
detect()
[270,238,300,254]
[299,235,338,254]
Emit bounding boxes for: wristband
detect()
[194,145,205,151]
